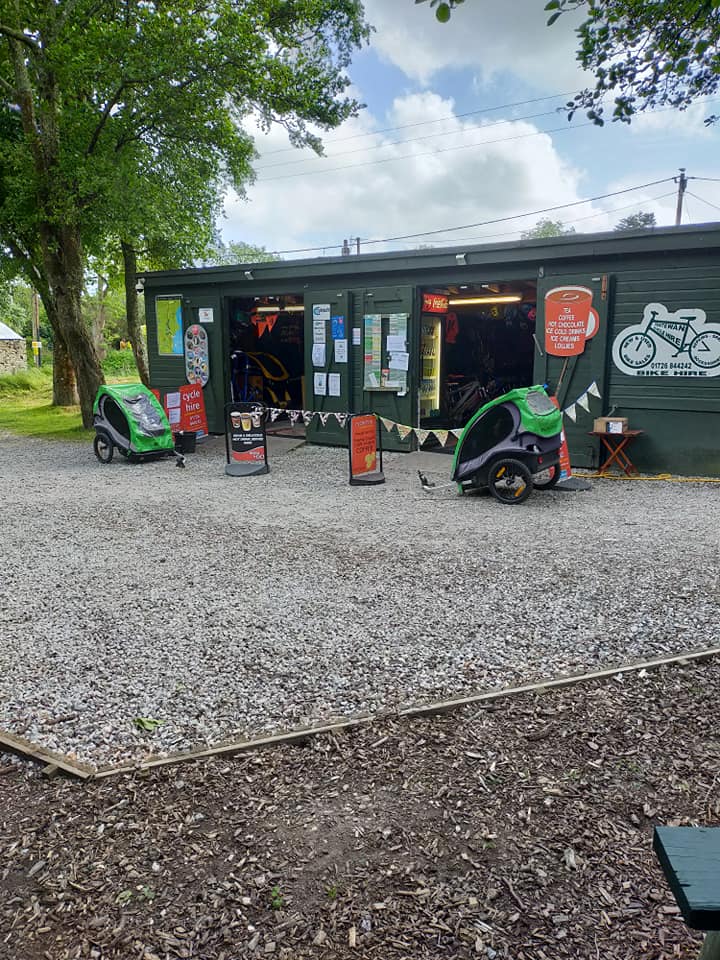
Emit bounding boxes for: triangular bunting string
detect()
[451,428,463,439]
[318,412,330,426]
[397,424,413,440]
[564,404,577,422]
[380,417,395,433]
[415,428,430,446]
[587,380,601,398]
[577,392,590,412]
[288,410,300,425]
[432,429,450,446]
[334,413,348,428]
[302,410,315,426]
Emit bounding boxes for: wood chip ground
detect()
[1,659,718,960]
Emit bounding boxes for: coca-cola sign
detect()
[422,293,448,314]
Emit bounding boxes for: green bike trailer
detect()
[92,383,185,467]
[420,385,563,504]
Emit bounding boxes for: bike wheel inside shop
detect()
[418,282,538,437]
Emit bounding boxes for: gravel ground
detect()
[1,659,718,960]
[1,432,719,769]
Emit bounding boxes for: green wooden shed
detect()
[142,222,720,476]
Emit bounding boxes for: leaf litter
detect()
[1,658,718,959]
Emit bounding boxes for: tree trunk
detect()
[52,332,79,406]
[121,241,150,387]
[41,224,104,428]
[92,274,108,361]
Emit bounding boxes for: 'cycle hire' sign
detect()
[612,302,720,378]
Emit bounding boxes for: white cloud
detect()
[361,0,591,91]
[222,91,602,256]
[630,99,715,139]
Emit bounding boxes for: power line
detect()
[685,190,720,213]
[256,120,596,183]
[268,177,675,255]
[255,98,720,184]
[259,90,580,156]
[390,190,678,250]
[254,105,571,170]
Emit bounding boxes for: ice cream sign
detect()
[612,303,720,377]
[544,286,599,356]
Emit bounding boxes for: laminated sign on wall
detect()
[612,302,720,377]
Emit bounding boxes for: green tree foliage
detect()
[0,0,370,425]
[205,240,281,266]
[520,218,576,239]
[614,211,657,231]
[420,0,720,125]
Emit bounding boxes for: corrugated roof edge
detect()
[0,320,24,340]
[140,221,720,285]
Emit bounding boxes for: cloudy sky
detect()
[222,0,720,257]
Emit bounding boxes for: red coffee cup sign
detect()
[544,286,598,357]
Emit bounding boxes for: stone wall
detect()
[0,340,27,376]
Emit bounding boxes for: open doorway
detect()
[228,294,305,436]
[419,281,537,438]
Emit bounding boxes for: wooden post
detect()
[699,931,720,960]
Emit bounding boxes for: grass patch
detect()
[0,360,144,442]
[0,392,90,441]
[0,366,53,400]
[0,366,88,441]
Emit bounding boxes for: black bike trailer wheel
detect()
[488,458,533,504]
[533,465,561,490]
[93,432,114,464]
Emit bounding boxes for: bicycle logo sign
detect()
[612,302,720,377]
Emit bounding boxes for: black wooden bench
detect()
[654,827,720,959]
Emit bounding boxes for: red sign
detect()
[551,396,572,480]
[422,293,449,314]
[544,286,599,357]
[164,384,208,436]
[350,414,379,477]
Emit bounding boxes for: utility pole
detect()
[341,238,351,256]
[355,236,361,255]
[675,167,688,226]
[31,290,41,367]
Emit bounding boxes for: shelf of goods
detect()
[420,316,442,419]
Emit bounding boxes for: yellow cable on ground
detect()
[574,471,720,483]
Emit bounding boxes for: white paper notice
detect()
[352,327,361,346]
[328,373,341,397]
[386,335,406,352]
[198,308,214,324]
[312,303,331,322]
[314,373,327,396]
[312,343,326,367]
[389,351,410,371]
[313,320,326,344]
[334,339,348,363]
[168,407,181,424]
[165,391,180,408]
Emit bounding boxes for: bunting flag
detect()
[564,404,577,422]
[451,428,464,439]
[433,429,450,446]
[415,428,430,446]
[577,392,591,412]
[302,410,315,426]
[334,413,348,428]
[318,412,331,426]
[269,408,282,422]
[380,417,395,434]
[588,380,601,398]
[397,424,414,440]
[288,410,300,425]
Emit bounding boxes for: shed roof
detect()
[141,221,720,289]
[0,320,23,340]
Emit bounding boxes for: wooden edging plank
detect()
[0,729,94,780]
[2,645,720,781]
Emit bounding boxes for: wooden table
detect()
[654,826,720,959]
[589,429,644,476]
